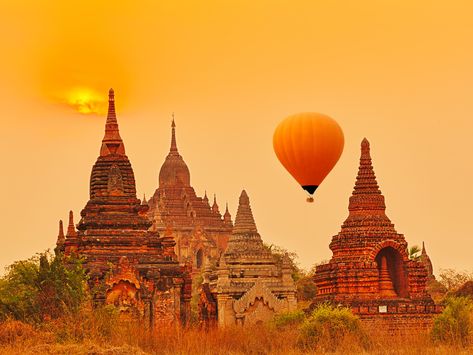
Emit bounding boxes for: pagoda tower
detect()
[200,190,297,326]
[147,120,232,272]
[56,89,192,327]
[313,138,440,332]
[420,242,435,281]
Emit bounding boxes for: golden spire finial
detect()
[170,114,178,153]
[101,88,125,156]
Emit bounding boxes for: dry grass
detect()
[0,316,472,355]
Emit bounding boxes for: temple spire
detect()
[212,194,220,214]
[170,114,178,154]
[422,241,427,255]
[100,88,125,156]
[66,210,77,237]
[142,194,148,205]
[57,220,65,245]
[107,88,117,124]
[223,202,232,225]
[348,138,386,212]
[233,190,258,234]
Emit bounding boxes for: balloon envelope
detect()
[273,112,344,195]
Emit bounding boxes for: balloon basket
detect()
[306,197,314,203]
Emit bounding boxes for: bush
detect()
[0,251,88,323]
[432,296,473,346]
[271,309,305,329]
[299,302,368,351]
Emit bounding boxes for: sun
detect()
[62,87,107,115]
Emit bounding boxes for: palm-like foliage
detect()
[407,245,421,261]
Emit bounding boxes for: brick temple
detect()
[146,120,233,273]
[56,89,192,327]
[420,242,435,282]
[313,138,440,332]
[199,190,297,326]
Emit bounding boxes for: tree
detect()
[0,251,88,323]
[438,269,473,293]
[432,296,473,346]
[263,243,317,302]
[407,245,421,261]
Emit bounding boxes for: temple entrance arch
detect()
[196,249,204,269]
[375,247,409,298]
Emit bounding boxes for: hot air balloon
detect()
[273,112,344,202]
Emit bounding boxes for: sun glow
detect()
[61,88,107,115]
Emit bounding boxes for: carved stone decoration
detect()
[233,280,285,315]
[240,299,275,325]
[107,164,124,195]
[313,138,441,334]
[200,190,297,327]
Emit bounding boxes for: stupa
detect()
[313,138,440,332]
[56,89,192,327]
[420,242,435,282]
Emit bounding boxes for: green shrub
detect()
[432,296,473,346]
[299,302,368,351]
[0,251,88,323]
[272,309,305,329]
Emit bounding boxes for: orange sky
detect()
[1,0,472,274]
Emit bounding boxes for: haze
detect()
[1,1,472,274]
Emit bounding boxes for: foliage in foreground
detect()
[432,296,473,347]
[0,251,87,323]
[299,303,369,351]
[271,309,306,329]
[3,310,465,355]
[0,297,472,354]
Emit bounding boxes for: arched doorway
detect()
[375,247,409,298]
[196,249,204,269]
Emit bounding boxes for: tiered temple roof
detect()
[224,190,274,263]
[314,138,440,333]
[200,190,296,326]
[56,89,191,327]
[147,120,232,269]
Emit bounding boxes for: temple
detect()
[146,119,233,273]
[56,89,192,327]
[199,190,297,326]
[313,138,440,332]
[420,242,435,282]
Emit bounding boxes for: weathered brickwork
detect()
[313,138,441,333]
[56,89,192,327]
